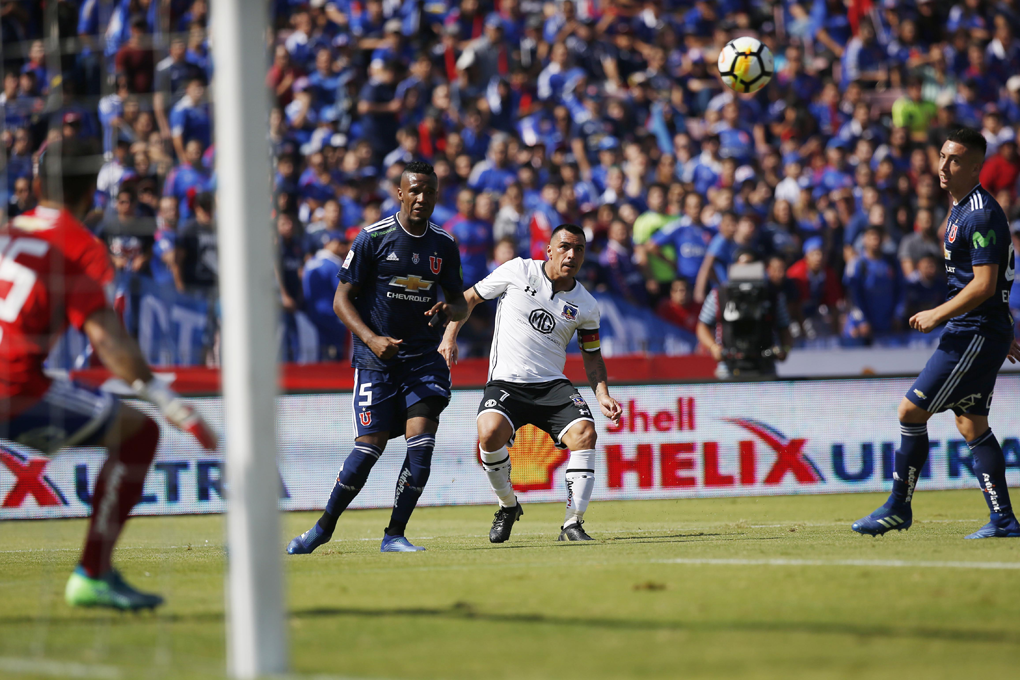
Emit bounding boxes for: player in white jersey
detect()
[440,224,623,542]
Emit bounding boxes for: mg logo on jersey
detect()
[429,256,442,274]
[529,309,556,334]
[948,222,959,243]
[359,412,372,427]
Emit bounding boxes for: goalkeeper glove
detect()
[133,379,219,451]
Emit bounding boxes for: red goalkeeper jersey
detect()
[0,207,114,415]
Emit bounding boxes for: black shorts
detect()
[477,379,595,449]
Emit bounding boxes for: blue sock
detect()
[890,421,929,505]
[386,433,434,536]
[316,442,382,535]
[968,429,1013,520]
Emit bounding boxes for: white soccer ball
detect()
[717,37,774,94]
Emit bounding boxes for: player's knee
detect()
[897,398,929,423]
[955,414,986,441]
[478,418,512,451]
[107,407,161,465]
[570,422,597,450]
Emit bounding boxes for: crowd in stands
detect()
[5,0,1020,366]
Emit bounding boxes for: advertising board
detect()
[3,377,1018,520]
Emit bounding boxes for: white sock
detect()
[564,449,595,527]
[480,446,517,508]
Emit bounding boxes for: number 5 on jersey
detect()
[358,382,373,426]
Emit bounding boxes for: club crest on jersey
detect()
[948,222,959,243]
[561,302,579,321]
[429,256,442,274]
[412,253,420,264]
[359,412,372,426]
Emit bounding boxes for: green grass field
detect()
[1,490,1018,680]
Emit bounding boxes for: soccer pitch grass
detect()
[1,491,1018,680]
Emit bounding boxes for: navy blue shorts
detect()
[0,379,119,454]
[352,353,451,438]
[906,331,1011,416]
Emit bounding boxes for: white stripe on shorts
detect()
[929,335,984,413]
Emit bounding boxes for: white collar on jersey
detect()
[394,212,428,238]
[952,183,982,206]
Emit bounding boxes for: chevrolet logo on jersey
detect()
[390,275,433,292]
[387,275,434,302]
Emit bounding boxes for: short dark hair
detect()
[551,223,585,240]
[194,191,215,215]
[946,126,987,157]
[402,160,435,179]
[39,138,102,205]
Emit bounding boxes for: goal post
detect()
[212,0,288,676]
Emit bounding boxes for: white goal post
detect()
[213,0,288,676]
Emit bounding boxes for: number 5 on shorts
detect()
[358,382,373,406]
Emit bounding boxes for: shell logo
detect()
[479,425,568,492]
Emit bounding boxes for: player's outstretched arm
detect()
[83,308,218,450]
[439,286,483,367]
[910,263,999,333]
[333,280,403,360]
[581,349,622,425]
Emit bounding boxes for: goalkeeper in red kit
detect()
[0,139,218,610]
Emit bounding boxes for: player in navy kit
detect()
[287,161,467,553]
[853,128,1020,539]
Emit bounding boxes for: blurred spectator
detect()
[980,140,1020,196]
[655,278,701,334]
[899,208,944,276]
[302,230,349,361]
[152,196,184,292]
[981,109,1015,156]
[493,181,528,254]
[787,238,843,339]
[163,139,210,221]
[597,217,646,307]
[170,77,211,160]
[7,176,35,219]
[694,211,738,303]
[904,253,948,319]
[96,139,137,210]
[276,211,306,361]
[98,185,155,276]
[357,59,400,159]
[444,187,491,288]
[114,16,154,93]
[177,191,218,293]
[892,76,937,142]
[841,19,889,90]
[844,225,905,345]
[6,127,33,193]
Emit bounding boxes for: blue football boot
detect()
[965,513,1020,539]
[380,534,425,552]
[852,502,913,536]
[287,523,331,554]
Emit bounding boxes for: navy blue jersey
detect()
[943,185,1016,341]
[338,213,463,370]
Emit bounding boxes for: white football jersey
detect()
[473,258,602,383]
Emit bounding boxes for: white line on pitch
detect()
[656,558,1020,570]
[0,657,121,679]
